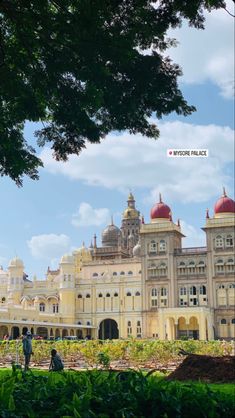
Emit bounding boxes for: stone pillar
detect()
[199,315,207,340]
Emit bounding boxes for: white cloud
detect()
[27,234,71,260]
[41,121,234,204]
[71,202,110,227]
[167,1,234,98]
[180,221,205,248]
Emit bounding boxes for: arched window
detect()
[113,272,117,276]
[87,321,91,326]
[216,259,224,273]
[159,240,166,252]
[106,293,110,297]
[190,286,197,295]
[77,294,82,299]
[39,303,45,312]
[98,293,103,298]
[231,318,235,324]
[86,294,91,298]
[135,291,140,296]
[151,288,157,297]
[161,288,167,296]
[198,260,206,273]
[78,321,82,325]
[126,292,131,296]
[114,292,118,297]
[199,285,206,295]
[151,288,158,307]
[53,303,59,313]
[128,271,133,275]
[221,318,227,324]
[136,320,141,337]
[138,270,142,274]
[227,259,235,272]
[228,283,235,288]
[127,321,131,326]
[127,321,132,335]
[226,235,233,247]
[215,235,223,248]
[149,240,157,253]
[120,271,125,275]
[92,273,98,277]
[218,284,225,289]
[178,262,186,274]
[180,287,187,296]
[158,263,167,276]
[188,261,196,274]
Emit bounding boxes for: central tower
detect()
[120,192,141,252]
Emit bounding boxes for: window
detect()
[128,271,133,275]
[78,321,82,325]
[178,262,186,274]
[87,321,91,325]
[98,293,103,298]
[149,240,157,253]
[159,240,166,252]
[120,271,125,275]
[139,270,142,274]
[200,285,206,295]
[190,286,197,295]
[228,283,235,288]
[151,299,158,307]
[53,303,59,313]
[39,303,45,312]
[106,293,110,297]
[216,259,224,273]
[114,292,118,297]
[215,235,223,248]
[77,294,82,299]
[135,291,140,296]
[218,284,225,289]
[180,287,187,296]
[93,273,98,277]
[226,235,233,247]
[127,321,132,335]
[161,288,167,296]
[137,320,141,337]
[231,318,235,324]
[221,319,227,324]
[86,294,91,298]
[1,297,6,303]
[151,288,157,297]
[227,259,234,272]
[113,272,117,276]
[126,292,131,296]
[198,261,206,273]
[188,261,196,274]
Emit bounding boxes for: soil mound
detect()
[167,354,235,383]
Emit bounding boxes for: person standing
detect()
[22,331,33,371]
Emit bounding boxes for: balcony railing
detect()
[174,247,207,255]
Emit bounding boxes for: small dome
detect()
[150,194,171,221]
[214,189,235,218]
[133,240,141,257]
[8,257,24,268]
[60,254,74,264]
[102,221,120,247]
[123,207,139,219]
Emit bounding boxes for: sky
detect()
[0,2,234,279]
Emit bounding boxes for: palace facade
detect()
[0,190,234,341]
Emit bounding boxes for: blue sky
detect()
[1,2,234,279]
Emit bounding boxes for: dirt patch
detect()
[167,355,235,383]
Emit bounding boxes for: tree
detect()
[0,0,226,185]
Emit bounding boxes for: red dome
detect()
[151,194,171,220]
[214,190,235,214]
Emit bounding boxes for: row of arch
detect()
[92,270,141,277]
[78,291,141,298]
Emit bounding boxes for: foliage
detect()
[0,369,234,417]
[0,0,225,185]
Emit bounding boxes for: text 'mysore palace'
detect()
[0,190,234,340]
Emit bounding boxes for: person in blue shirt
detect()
[22,331,33,371]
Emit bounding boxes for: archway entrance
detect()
[98,319,119,340]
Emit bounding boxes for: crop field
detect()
[0,368,234,418]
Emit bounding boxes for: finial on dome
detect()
[111,215,114,225]
[90,240,93,249]
[141,215,145,224]
[169,210,172,221]
[206,208,210,219]
[82,241,85,248]
[177,219,180,227]
[159,193,162,203]
[223,187,227,197]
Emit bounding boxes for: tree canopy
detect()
[0,0,226,185]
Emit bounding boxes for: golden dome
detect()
[123,207,139,219]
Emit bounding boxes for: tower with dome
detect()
[0,190,234,341]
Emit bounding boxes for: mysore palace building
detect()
[0,190,234,341]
